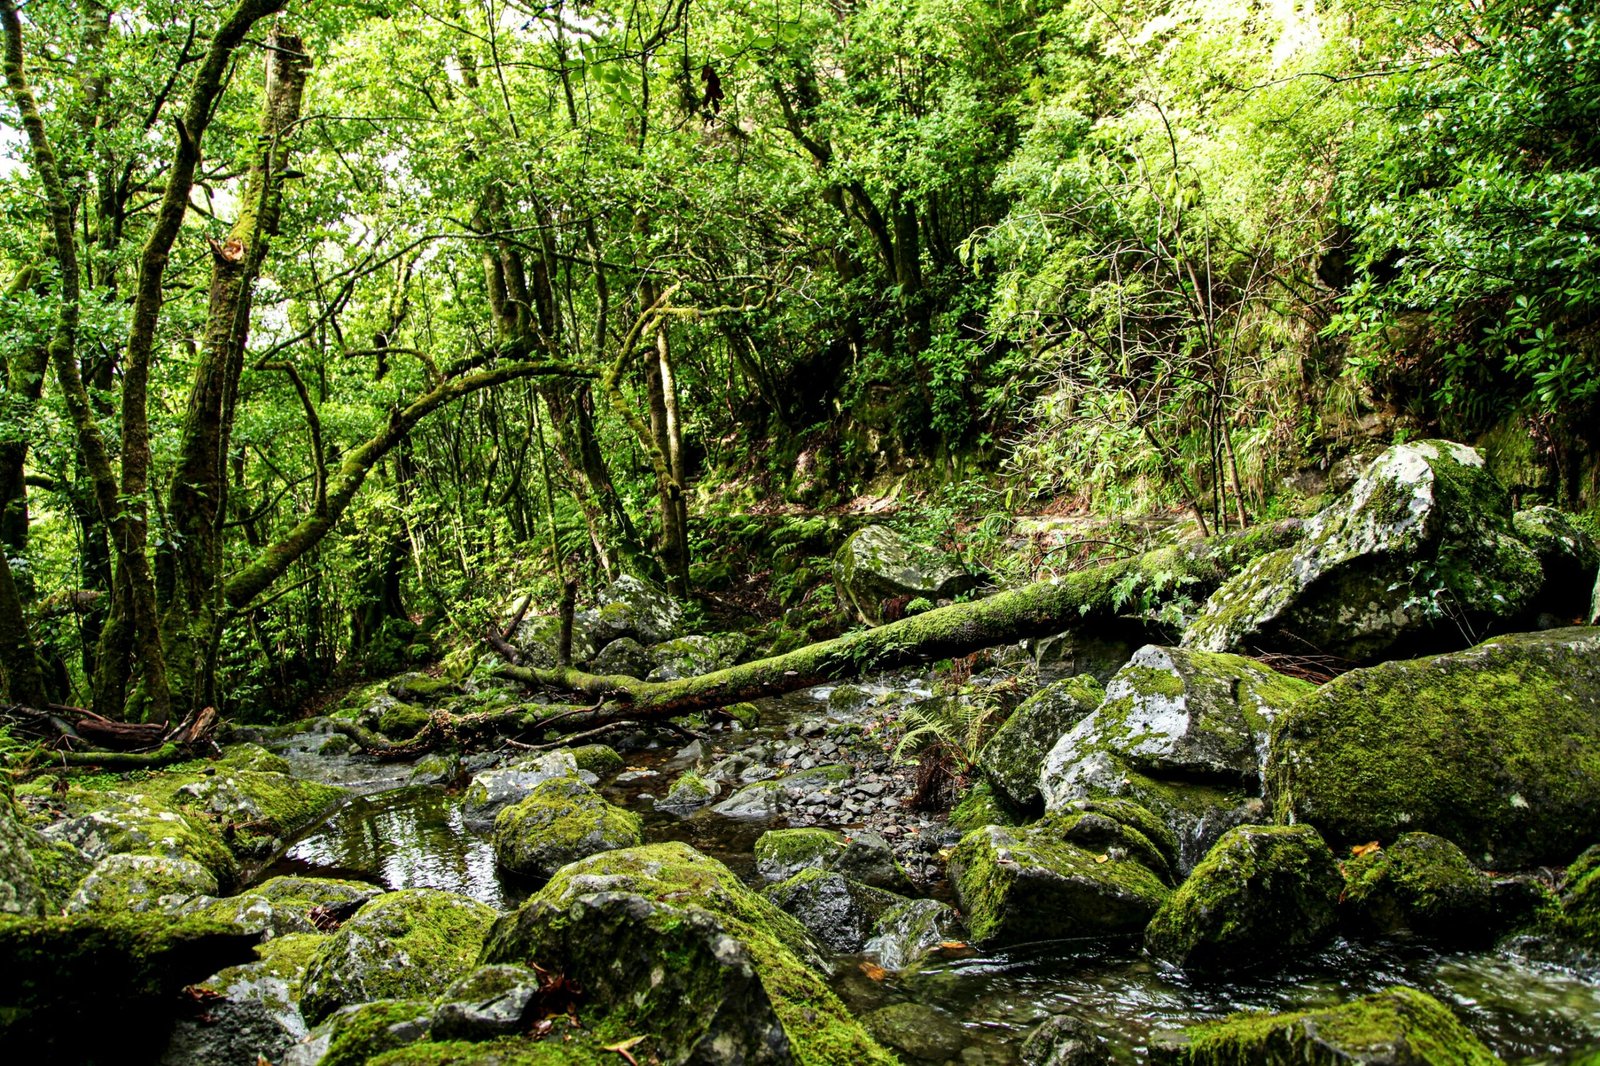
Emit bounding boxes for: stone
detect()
[490,776,643,879]
[753,828,847,883]
[580,574,684,645]
[978,674,1104,810]
[159,931,324,1066]
[655,770,721,813]
[281,998,433,1066]
[1150,986,1501,1065]
[1513,505,1599,618]
[862,1001,967,1062]
[480,841,897,1064]
[511,613,599,669]
[0,792,45,917]
[1021,1016,1114,1066]
[428,964,544,1041]
[170,769,346,860]
[40,792,239,891]
[566,744,625,777]
[182,876,383,941]
[834,524,980,625]
[949,812,1171,948]
[67,853,218,915]
[1267,627,1600,869]
[1340,833,1495,943]
[646,632,747,682]
[1145,825,1342,973]
[591,636,652,678]
[1548,844,1600,952]
[298,888,497,1025]
[834,831,916,893]
[461,750,582,828]
[763,869,905,953]
[1185,440,1543,662]
[863,897,965,972]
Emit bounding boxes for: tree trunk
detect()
[498,522,1300,719]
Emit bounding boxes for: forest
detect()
[1,0,1598,1064]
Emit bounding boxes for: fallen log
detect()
[496,521,1301,720]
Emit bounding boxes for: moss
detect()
[254,929,327,983]
[1163,986,1501,1066]
[1340,833,1494,941]
[950,820,1170,947]
[1551,844,1600,950]
[949,780,1027,833]
[723,701,762,728]
[368,1034,617,1066]
[1145,825,1342,972]
[217,743,292,775]
[753,827,845,880]
[388,676,463,704]
[491,777,643,878]
[377,702,432,739]
[565,744,623,777]
[26,834,93,912]
[38,789,240,890]
[319,998,435,1066]
[300,888,498,1025]
[1267,628,1600,868]
[482,842,897,1066]
[977,674,1104,811]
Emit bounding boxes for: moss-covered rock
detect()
[1513,505,1599,618]
[949,779,1027,834]
[185,875,384,941]
[978,674,1104,811]
[1185,440,1543,662]
[1339,833,1494,943]
[299,888,497,1025]
[578,574,684,646]
[285,997,435,1066]
[949,814,1171,948]
[386,675,464,705]
[218,742,294,775]
[38,790,240,890]
[26,833,93,913]
[1151,985,1501,1065]
[1145,825,1342,973]
[1020,1015,1113,1066]
[491,777,642,879]
[834,524,979,625]
[834,831,916,893]
[646,632,748,682]
[566,744,624,777]
[763,868,905,953]
[655,769,721,813]
[591,636,652,678]
[67,852,218,914]
[159,931,327,1066]
[1043,645,1311,792]
[1266,627,1600,868]
[754,827,847,883]
[481,841,897,1065]
[1551,844,1600,951]
[863,897,965,972]
[0,791,45,917]
[166,768,347,859]
[0,911,259,1061]
[462,751,582,828]
[377,702,432,740]
[428,964,545,1042]
[862,1001,967,1062]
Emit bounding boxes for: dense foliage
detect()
[1,0,1594,719]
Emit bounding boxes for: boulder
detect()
[979,674,1104,811]
[0,792,45,917]
[580,574,684,645]
[298,888,496,1025]
[1151,986,1501,1065]
[281,998,433,1066]
[1266,627,1600,868]
[511,613,599,669]
[1339,833,1495,943]
[428,964,544,1041]
[862,897,965,972]
[1514,505,1599,618]
[159,931,324,1066]
[591,636,652,678]
[566,744,624,777]
[763,869,904,953]
[480,841,897,1064]
[754,827,847,883]
[1550,844,1600,952]
[1022,1016,1114,1066]
[67,853,218,914]
[1144,825,1342,973]
[655,770,721,813]
[646,632,748,681]
[169,769,346,859]
[490,776,643,879]
[949,810,1172,947]
[834,524,979,625]
[462,750,583,828]
[183,875,383,941]
[861,1001,967,1062]
[833,831,916,893]
[39,792,239,890]
[1184,440,1543,662]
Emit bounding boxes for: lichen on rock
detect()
[490,776,642,879]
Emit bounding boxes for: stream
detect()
[261,678,1600,1064]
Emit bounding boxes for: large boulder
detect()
[0,792,45,917]
[462,750,584,828]
[297,888,496,1025]
[646,632,748,681]
[1266,627,1600,868]
[67,853,218,915]
[182,875,383,942]
[753,827,847,883]
[1339,832,1495,943]
[834,524,979,625]
[949,807,1172,948]
[1514,505,1600,619]
[1184,440,1542,662]
[763,869,905,953]
[1040,646,1308,870]
[979,674,1104,811]
[159,931,325,1066]
[862,897,965,972]
[39,792,239,890]
[1144,825,1342,973]
[581,574,684,645]
[480,841,897,1065]
[167,769,346,860]
[1151,986,1501,1065]
[490,776,643,879]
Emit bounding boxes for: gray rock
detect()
[1514,504,1600,618]
[462,750,584,828]
[646,633,747,682]
[68,853,218,914]
[1185,440,1543,662]
[763,869,904,953]
[655,770,722,814]
[491,776,643,879]
[834,524,980,625]
[1021,1016,1113,1066]
[862,1001,967,1062]
[592,636,652,678]
[159,932,323,1066]
[581,574,684,645]
[711,779,786,819]
[863,898,965,972]
[429,964,543,1041]
[0,791,45,917]
[978,674,1104,810]
[834,831,915,894]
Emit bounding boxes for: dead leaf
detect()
[1350,841,1382,858]
[858,961,889,981]
[1094,853,1110,864]
[604,1035,647,1066]
[937,941,968,951]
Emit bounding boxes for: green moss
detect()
[217,743,292,775]
[1145,825,1342,972]
[1340,833,1493,941]
[368,1034,616,1066]
[378,703,432,739]
[26,835,93,912]
[388,676,463,704]
[319,998,434,1066]
[1166,986,1501,1065]
[753,827,845,879]
[723,701,762,728]
[949,780,1027,833]
[565,744,624,776]
[1267,628,1600,868]
[254,930,327,982]
[491,777,643,878]
[40,789,240,889]
[1551,844,1600,950]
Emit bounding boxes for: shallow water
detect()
[262,678,1600,1063]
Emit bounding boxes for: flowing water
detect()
[263,680,1600,1064]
